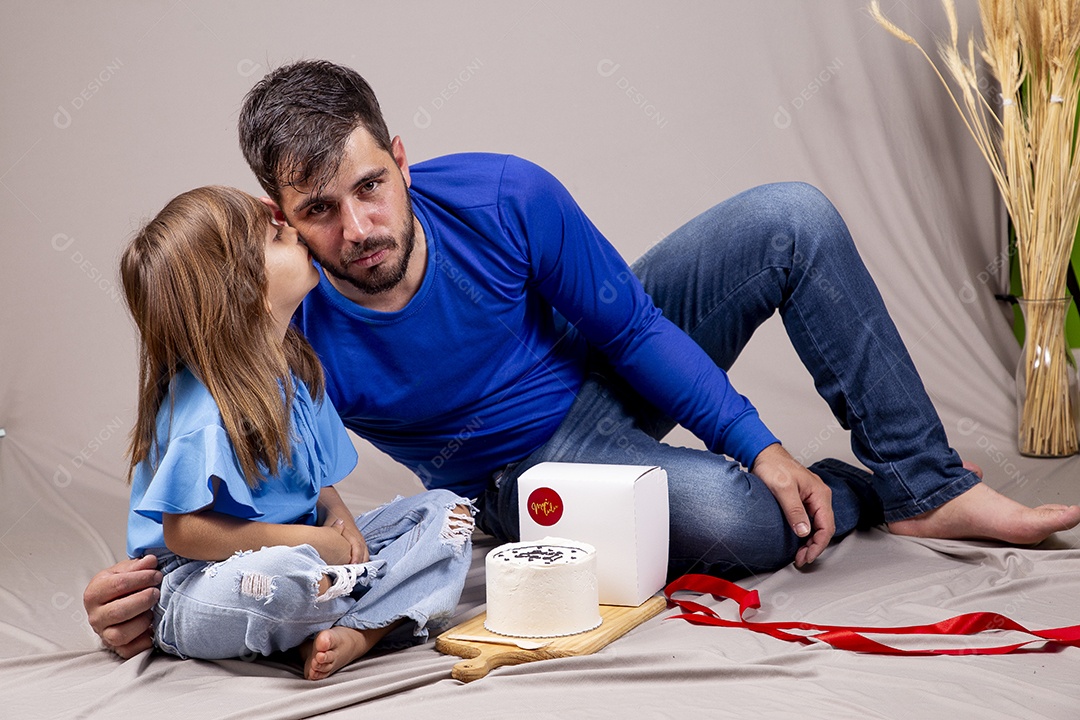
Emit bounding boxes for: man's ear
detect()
[391,136,411,187]
[258,196,288,225]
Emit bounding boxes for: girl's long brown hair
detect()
[121,186,325,487]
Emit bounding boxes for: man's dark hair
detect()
[238,60,393,204]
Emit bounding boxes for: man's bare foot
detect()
[299,627,376,681]
[888,482,1080,545]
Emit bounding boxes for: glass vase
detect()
[1015,297,1080,457]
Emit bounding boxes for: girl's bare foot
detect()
[299,626,377,681]
[888,482,1080,545]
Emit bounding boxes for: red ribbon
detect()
[664,574,1080,656]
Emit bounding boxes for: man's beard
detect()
[317,201,417,295]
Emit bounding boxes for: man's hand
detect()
[751,443,835,567]
[83,555,162,659]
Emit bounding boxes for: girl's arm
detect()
[317,486,369,564]
[163,510,353,565]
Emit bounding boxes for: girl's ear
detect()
[259,197,288,225]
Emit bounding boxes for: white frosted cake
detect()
[484,538,603,638]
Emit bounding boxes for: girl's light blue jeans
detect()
[478,182,978,579]
[152,489,474,660]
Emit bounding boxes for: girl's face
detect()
[264,218,319,325]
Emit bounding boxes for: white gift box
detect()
[517,462,669,607]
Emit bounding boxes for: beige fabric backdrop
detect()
[2,3,1078,717]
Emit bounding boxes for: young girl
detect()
[121,186,474,680]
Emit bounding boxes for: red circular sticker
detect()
[526,486,564,526]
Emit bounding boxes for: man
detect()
[86,60,1080,658]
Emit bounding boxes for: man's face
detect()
[278,127,416,296]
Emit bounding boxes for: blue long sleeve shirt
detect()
[293,153,777,498]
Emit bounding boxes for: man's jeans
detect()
[479,182,978,579]
[153,490,474,660]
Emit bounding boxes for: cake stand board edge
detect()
[435,595,668,682]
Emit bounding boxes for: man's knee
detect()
[751,182,852,271]
[757,181,836,221]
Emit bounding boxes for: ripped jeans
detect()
[152,489,474,661]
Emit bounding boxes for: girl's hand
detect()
[325,515,369,564]
[312,523,354,565]
[316,486,369,564]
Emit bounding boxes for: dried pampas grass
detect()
[872,0,1080,456]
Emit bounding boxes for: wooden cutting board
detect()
[435,595,668,682]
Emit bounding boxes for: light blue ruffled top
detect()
[127,367,358,558]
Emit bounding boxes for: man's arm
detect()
[501,158,777,465]
[83,555,161,658]
[500,157,835,561]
